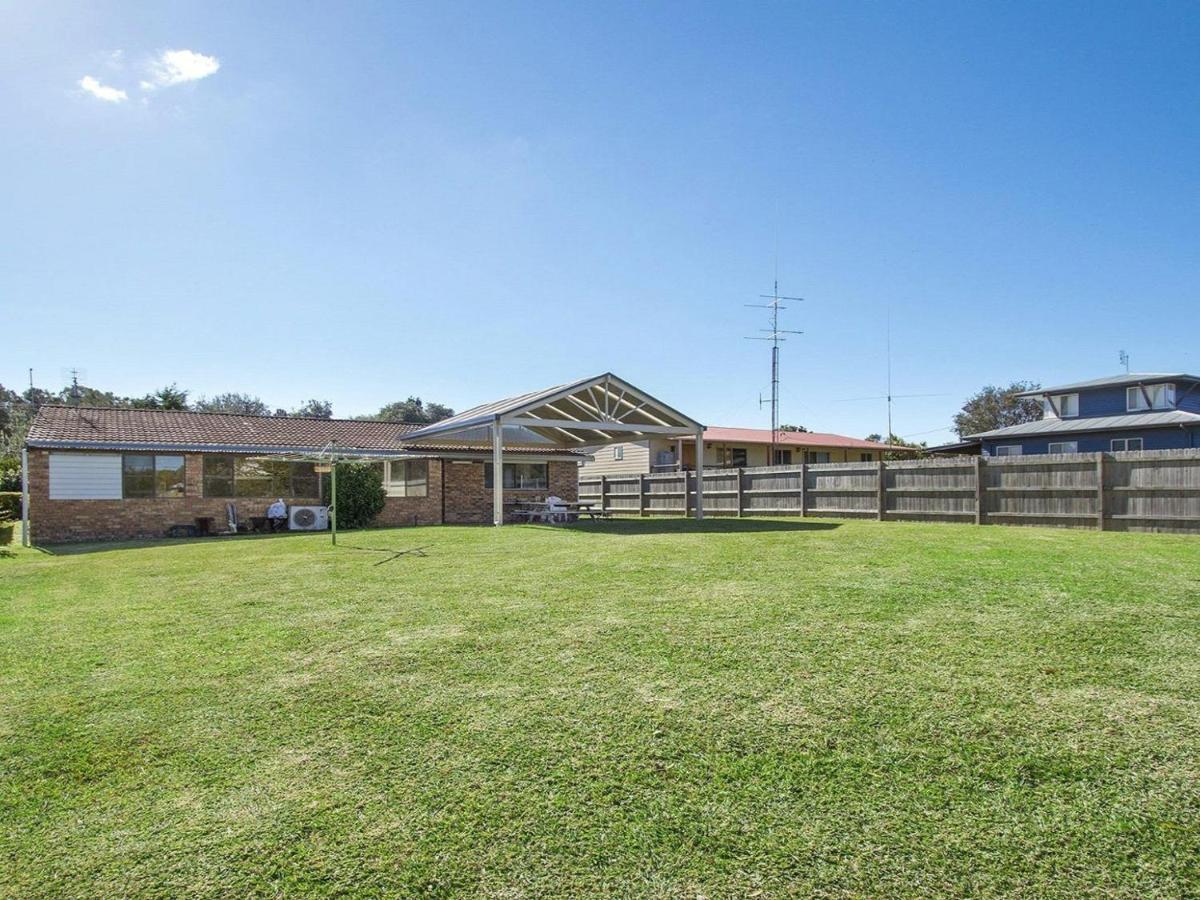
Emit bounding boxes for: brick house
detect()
[23,406,582,544]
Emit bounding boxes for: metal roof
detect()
[968,410,1200,439]
[702,426,915,452]
[402,372,702,446]
[1016,373,1200,397]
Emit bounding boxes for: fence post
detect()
[682,470,689,517]
[974,456,985,525]
[736,467,744,517]
[639,473,647,517]
[800,462,808,517]
[877,460,886,521]
[1096,454,1106,531]
[599,475,607,516]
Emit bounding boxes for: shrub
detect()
[320,462,385,530]
[0,492,20,521]
[0,458,19,492]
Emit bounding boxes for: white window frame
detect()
[1111,437,1144,452]
[612,446,624,460]
[1047,441,1078,455]
[385,459,428,498]
[1043,393,1079,419]
[993,445,1023,457]
[1127,383,1175,412]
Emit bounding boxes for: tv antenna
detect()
[745,280,803,465]
[61,367,86,406]
[1119,350,1130,373]
[835,313,945,443]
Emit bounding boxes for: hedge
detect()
[0,492,20,521]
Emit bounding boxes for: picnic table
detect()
[508,500,608,524]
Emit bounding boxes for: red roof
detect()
[703,426,913,453]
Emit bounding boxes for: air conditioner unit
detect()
[289,505,329,531]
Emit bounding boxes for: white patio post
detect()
[693,429,705,520]
[492,414,504,526]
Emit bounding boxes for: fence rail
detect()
[578,449,1200,534]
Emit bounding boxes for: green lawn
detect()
[2,519,1199,897]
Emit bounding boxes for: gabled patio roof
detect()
[403,372,703,447]
[403,373,705,526]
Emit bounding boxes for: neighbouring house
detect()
[967,373,1200,457]
[22,406,581,543]
[579,426,917,477]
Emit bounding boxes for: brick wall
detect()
[442,459,579,524]
[28,451,579,542]
[375,460,444,527]
[26,450,327,544]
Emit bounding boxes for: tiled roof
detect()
[703,426,913,453]
[25,405,587,458]
[967,410,1200,439]
[27,405,420,451]
[1015,373,1199,397]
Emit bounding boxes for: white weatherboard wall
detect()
[49,452,122,500]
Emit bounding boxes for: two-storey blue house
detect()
[970,373,1200,456]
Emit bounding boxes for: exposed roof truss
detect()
[402,372,703,447]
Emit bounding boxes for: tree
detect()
[368,397,455,424]
[868,432,929,459]
[953,382,1043,438]
[865,433,882,443]
[194,393,271,415]
[131,384,189,410]
[779,423,808,433]
[291,399,333,419]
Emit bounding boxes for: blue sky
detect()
[3,1,1197,443]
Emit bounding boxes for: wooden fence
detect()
[578,449,1200,534]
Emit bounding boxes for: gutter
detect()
[25,440,584,463]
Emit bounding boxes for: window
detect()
[774,449,793,465]
[612,446,624,460]
[484,462,548,490]
[385,460,428,497]
[202,456,319,497]
[1111,437,1144,452]
[860,452,874,462]
[1044,393,1078,418]
[805,451,830,464]
[122,454,186,498]
[1127,383,1175,411]
[1047,441,1078,454]
[719,447,747,467]
[993,445,1023,457]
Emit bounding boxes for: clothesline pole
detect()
[330,440,338,546]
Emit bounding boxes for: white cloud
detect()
[140,49,220,90]
[78,75,128,103]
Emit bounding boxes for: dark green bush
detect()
[0,492,20,521]
[320,462,385,529]
[0,458,19,492]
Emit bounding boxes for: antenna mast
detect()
[746,281,803,465]
[886,311,893,443]
[1119,350,1130,374]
